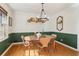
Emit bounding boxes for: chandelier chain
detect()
[40,3,46,18]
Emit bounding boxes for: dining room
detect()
[0,3,79,56]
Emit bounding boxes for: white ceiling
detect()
[7,3,74,15]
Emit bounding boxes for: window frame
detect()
[0,6,8,42]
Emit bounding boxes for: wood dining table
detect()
[24,35,56,56]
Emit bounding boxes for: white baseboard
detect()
[1,43,13,56]
[55,41,79,52]
[12,42,23,45]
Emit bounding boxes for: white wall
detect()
[12,12,45,33]
[44,4,78,34]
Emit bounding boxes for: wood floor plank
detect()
[4,43,79,56]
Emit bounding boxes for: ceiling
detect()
[7,3,74,15]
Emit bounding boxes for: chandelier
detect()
[27,3,49,23]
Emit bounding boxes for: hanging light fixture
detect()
[27,3,49,23]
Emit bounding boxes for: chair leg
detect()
[38,48,40,55]
[28,46,30,56]
[54,43,57,54]
[23,46,26,56]
[34,46,36,56]
[38,48,40,56]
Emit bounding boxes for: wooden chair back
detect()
[21,36,31,46]
[39,37,51,48]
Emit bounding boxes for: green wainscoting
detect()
[0,37,12,55]
[9,32,34,42]
[51,32,77,49]
[0,32,77,55]
[9,32,77,49]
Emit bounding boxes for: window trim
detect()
[0,6,7,15]
[0,5,8,42]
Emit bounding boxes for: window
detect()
[0,6,7,42]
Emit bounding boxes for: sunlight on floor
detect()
[25,49,39,56]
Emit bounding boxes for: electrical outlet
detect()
[60,39,63,42]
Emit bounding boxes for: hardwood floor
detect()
[4,42,79,56]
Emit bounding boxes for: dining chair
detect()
[39,37,51,48]
[49,34,57,54]
[36,32,42,40]
[21,36,31,46]
[21,35,31,56]
[51,34,57,39]
[37,37,51,55]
